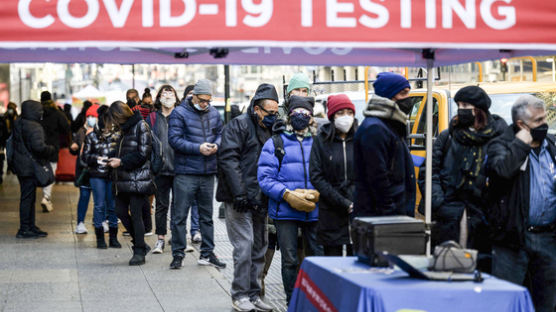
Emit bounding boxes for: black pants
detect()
[115,192,148,249]
[323,244,353,256]
[17,176,37,231]
[142,196,152,233]
[154,175,173,236]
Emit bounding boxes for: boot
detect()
[95,227,107,249]
[129,247,145,266]
[109,227,121,248]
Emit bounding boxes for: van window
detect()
[415,97,439,146]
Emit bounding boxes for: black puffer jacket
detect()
[81,127,121,179]
[486,126,556,250]
[423,115,506,248]
[12,100,56,177]
[112,112,154,194]
[216,87,274,204]
[309,121,357,246]
[40,103,70,162]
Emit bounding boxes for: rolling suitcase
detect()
[55,148,77,182]
[351,215,426,266]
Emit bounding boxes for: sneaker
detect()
[185,245,195,253]
[170,255,184,269]
[123,231,130,236]
[192,231,202,244]
[16,229,39,239]
[198,253,226,269]
[152,239,165,254]
[251,297,273,311]
[75,222,88,234]
[144,231,154,237]
[41,198,53,213]
[102,221,109,233]
[232,297,256,312]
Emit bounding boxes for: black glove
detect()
[233,195,250,213]
[249,198,267,215]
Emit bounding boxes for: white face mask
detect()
[86,116,97,128]
[161,97,175,108]
[334,115,354,133]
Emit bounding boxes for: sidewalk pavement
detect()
[0,173,287,312]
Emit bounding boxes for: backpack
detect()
[146,113,163,175]
[272,134,285,172]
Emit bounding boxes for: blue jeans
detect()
[492,231,556,312]
[90,178,117,228]
[274,220,322,303]
[190,200,200,236]
[171,175,215,258]
[77,186,91,224]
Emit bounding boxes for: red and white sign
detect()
[294,269,338,312]
[2,0,556,49]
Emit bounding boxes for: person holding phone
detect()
[81,104,121,249]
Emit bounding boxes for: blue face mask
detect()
[290,113,311,131]
[87,117,97,128]
[262,114,277,128]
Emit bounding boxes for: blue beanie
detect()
[373,72,411,100]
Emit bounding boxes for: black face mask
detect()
[396,97,414,115]
[529,123,548,143]
[290,113,311,131]
[458,109,475,127]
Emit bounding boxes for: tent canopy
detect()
[2,0,556,65]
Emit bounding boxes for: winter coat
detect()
[424,115,506,248]
[216,98,272,204]
[11,101,56,177]
[81,127,121,179]
[486,125,556,250]
[353,96,416,217]
[258,125,318,222]
[310,122,356,245]
[168,97,223,175]
[0,116,8,148]
[40,104,70,162]
[112,112,154,195]
[147,111,175,176]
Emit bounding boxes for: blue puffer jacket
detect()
[168,97,223,175]
[258,130,318,222]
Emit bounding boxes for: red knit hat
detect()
[86,104,99,118]
[327,94,355,120]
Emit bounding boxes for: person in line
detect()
[126,89,140,109]
[11,100,56,238]
[168,79,226,269]
[39,91,70,213]
[71,100,92,134]
[0,106,8,185]
[217,83,279,312]
[258,95,321,304]
[81,104,121,249]
[280,73,311,118]
[3,102,18,176]
[147,85,180,254]
[422,86,506,271]
[353,72,416,217]
[69,104,98,234]
[310,94,357,256]
[106,101,154,265]
[486,95,556,312]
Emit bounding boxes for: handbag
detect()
[431,241,478,273]
[18,125,55,187]
[74,168,90,187]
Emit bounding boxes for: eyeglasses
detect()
[258,105,278,116]
[198,98,211,104]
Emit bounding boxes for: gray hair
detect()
[511,95,545,124]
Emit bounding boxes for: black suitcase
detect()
[351,216,426,266]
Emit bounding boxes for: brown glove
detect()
[293,189,320,203]
[283,189,316,212]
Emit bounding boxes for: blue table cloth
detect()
[289,257,534,312]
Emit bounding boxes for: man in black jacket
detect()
[486,95,556,312]
[12,100,56,238]
[216,83,277,312]
[39,91,70,212]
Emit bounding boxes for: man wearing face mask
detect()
[168,79,226,270]
[310,94,357,256]
[258,95,321,304]
[418,85,506,271]
[217,83,278,312]
[353,72,416,217]
[487,95,556,312]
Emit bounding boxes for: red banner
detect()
[294,269,338,312]
[1,0,556,49]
